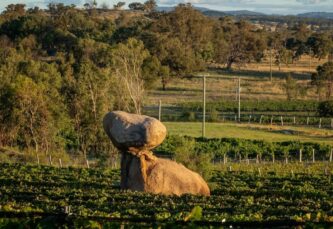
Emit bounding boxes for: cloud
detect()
[296,0,328,4]
[44,0,83,5]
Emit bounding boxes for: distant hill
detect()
[201,10,228,17]
[157,6,211,12]
[157,7,265,17]
[157,7,333,21]
[297,12,333,19]
[223,10,265,16]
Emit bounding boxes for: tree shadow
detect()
[209,68,311,80]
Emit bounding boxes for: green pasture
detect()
[164,122,333,145]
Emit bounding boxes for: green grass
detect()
[164,122,333,145]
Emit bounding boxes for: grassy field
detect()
[146,71,317,106]
[146,55,327,106]
[164,122,333,145]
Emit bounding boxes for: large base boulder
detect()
[103,111,167,153]
[121,152,210,196]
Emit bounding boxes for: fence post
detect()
[256,154,259,164]
[238,77,241,122]
[158,100,162,121]
[280,116,284,126]
[258,168,261,176]
[324,167,328,175]
[307,117,309,125]
[319,118,322,129]
[202,75,206,138]
[64,206,71,215]
[329,149,332,163]
[272,153,275,164]
[270,116,273,125]
[312,149,315,163]
[248,115,252,124]
[260,115,263,124]
[59,159,63,168]
[299,149,302,163]
[293,116,296,125]
[48,155,52,166]
[86,159,90,169]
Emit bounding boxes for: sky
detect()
[1,0,333,15]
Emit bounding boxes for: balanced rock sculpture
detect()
[103,111,210,196]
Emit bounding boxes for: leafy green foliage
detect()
[155,135,332,162]
[318,100,333,117]
[173,137,213,180]
[284,73,300,101]
[0,163,332,226]
[312,62,333,100]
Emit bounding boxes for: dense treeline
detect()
[0,2,332,158]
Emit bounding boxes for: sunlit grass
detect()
[164,122,333,145]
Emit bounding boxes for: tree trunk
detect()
[226,60,234,70]
[161,77,167,91]
[327,79,332,99]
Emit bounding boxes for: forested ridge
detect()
[0,2,332,160]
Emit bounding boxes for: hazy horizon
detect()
[1,0,333,15]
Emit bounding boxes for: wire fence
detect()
[143,105,333,129]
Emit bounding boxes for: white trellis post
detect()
[260,115,263,124]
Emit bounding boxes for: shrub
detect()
[181,111,196,121]
[317,100,333,117]
[209,107,220,122]
[173,137,213,180]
